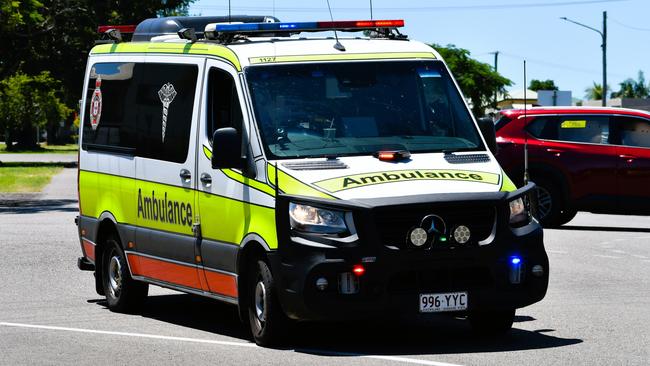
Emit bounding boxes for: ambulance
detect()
[75,15,549,346]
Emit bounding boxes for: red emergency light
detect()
[97,25,136,34]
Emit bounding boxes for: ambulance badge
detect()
[158,83,177,142]
[89,77,102,130]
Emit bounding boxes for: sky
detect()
[189,0,650,100]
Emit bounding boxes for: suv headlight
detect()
[509,197,529,225]
[289,203,348,234]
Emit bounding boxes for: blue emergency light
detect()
[211,19,405,34]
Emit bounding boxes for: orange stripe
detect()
[82,239,95,262]
[204,270,238,298]
[127,254,202,290]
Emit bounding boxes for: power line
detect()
[610,17,650,32]
[193,0,629,13]
[498,51,627,78]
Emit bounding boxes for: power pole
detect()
[602,11,607,106]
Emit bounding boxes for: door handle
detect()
[179,169,192,182]
[546,148,563,156]
[619,154,636,163]
[200,173,212,187]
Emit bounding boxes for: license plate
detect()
[419,291,468,313]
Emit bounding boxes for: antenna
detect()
[326,0,346,51]
[228,0,231,23]
[523,60,530,185]
[370,0,374,20]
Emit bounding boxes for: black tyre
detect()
[534,177,571,227]
[247,259,289,347]
[468,308,515,335]
[102,235,148,313]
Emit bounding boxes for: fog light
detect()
[531,265,544,277]
[316,277,328,291]
[452,225,471,244]
[408,227,428,247]
[509,256,523,284]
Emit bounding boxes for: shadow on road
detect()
[93,293,582,357]
[557,225,650,233]
[0,199,78,214]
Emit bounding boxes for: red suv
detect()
[495,107,650,226]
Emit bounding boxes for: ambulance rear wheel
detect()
[468,308,515,335]
[247,259,288,347]
[102,235,148,313]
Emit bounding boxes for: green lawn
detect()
[0,143,78,154]
[0,166,63,192]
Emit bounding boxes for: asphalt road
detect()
[0,199,648,365]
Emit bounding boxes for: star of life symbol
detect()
[158,83,177,142]
[89,77,102,130]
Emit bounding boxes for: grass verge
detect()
[0,165,64,193]
[0,143,78,154]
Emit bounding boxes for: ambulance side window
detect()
[135,63,198,163]
[207,67,243,142]
[81,62,139,152]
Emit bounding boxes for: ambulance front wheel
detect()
[247,259,289,347]
[101,235,148,313]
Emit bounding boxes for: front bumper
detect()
[273,184,549,321]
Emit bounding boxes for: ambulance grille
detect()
[373,204,496,249]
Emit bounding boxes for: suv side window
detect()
[612,116,650,148]
[527,115,609,144]
[135,63,198,163]
[207,67,243,141]
[81,62,140,152]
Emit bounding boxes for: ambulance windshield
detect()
[246,60,484,159]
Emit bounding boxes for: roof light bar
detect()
[211,19,404,34]
[97,25,137,34]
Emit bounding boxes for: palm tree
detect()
[584,82,608,100]
[611,71,649,98]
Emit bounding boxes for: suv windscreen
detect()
[245,61,483,159]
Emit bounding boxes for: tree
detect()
[584,82,610,100]
[0,0,196,145]
[0,71,71,150]
[611,71,649,99]
[429,44,511,117]
[529,79,558,91]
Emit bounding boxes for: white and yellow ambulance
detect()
[76,16,548,346]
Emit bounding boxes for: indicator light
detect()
[352,264,365,277]
[509,256,523,284]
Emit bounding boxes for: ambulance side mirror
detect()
[477,117,498,155]
[211,128,245,170]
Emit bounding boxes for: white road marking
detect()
[593,255,621,259]
[631,255,648,259]
[547,250,567,254]
[610,250,626,254]
[0,322,463,366]
[295,349,463,366]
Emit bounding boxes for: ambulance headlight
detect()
[289,203,348,234]
[509,197,529,225]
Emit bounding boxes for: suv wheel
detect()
[534,177,572,227]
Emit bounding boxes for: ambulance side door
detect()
[131,56,203,290]
[195,60,273,301]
